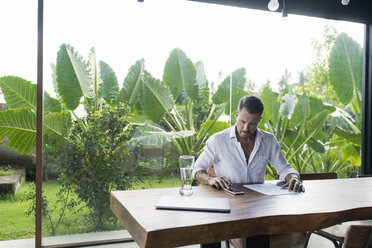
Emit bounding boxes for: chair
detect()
[303,173,372,248]
[343,225,372,248]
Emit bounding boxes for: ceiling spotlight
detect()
[268,0,280,11]
[341,0,350,5]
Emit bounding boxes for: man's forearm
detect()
[195,170,213,185]
[195,170,232,189]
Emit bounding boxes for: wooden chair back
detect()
[343,225,372,248]
[357,174,372,178]
[300,172,337,180]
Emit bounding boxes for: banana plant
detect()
[257,86,336,175]
[0,76,70,154]
[0,44,124,155]
[327,32,363,166]
[125,48,226,157]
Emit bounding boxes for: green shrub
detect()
[58,104,135,230]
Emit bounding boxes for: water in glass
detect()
[179,155,194,196]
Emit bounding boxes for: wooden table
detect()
[110,178,372,248]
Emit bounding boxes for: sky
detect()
[0,0,365,100]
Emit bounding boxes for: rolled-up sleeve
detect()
[268,135,299,182]
[192,136,219,179]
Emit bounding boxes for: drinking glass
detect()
[179,155,194,196]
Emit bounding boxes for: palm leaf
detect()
[163,48,198,102]
[141,72,174,123]
[329,33,363,105]
[100,61,119,103]
[0,76,36,109]
[56,44,94,110]
[120,59,145,107]
[0,109,36,154]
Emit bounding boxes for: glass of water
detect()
[179,155,194,196]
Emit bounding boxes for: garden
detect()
[0,30,363,240]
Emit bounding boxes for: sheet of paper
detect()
[244,182,300,196]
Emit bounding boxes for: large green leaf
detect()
[195,61,208,92]
[226,89,249,122]
[0,109,36,154]
[120,59,145,107]
[163,48,198,102]
[50,63,59,98]
[260,87,280,125]
[328,33,363,105]
[334,127,361,146]
[212,68,246,105]
[279,94,297,119]
[291,94,310,127]
[44,92,61,113]
[308,138,325,153]
[341,143,361,166]
[88,47,101,100]
[56,44,94,110]
[306,110,329,131]
[130,122,194,147]
[0,76,36,109]
[141,72,174,123]
[283,129,306,151]
[201,120,230,136]
[100,61,119,103]
[43,112,71,144]
[309,96,336,119]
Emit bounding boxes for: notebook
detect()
[155,195,231,213]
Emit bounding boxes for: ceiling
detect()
[189,0,372,24]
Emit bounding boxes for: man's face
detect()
[235,108,262,139]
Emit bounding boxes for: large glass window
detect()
[0,0,365,246]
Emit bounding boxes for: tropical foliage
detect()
[125,49,229,157]
[0,31,363,186]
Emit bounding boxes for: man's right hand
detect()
[208,176,232,189]
[195,170,232,190]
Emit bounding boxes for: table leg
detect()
[200,242,221,248]
[245,235,269,248]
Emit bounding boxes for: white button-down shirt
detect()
[192,126,298,183]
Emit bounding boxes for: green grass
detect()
[0,183,35,241]
[0,168,15,176]
[0,177,180,241]
[132,176,179,189]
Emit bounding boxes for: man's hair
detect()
[238,95,264,115]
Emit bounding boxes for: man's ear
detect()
[235,111,239,119]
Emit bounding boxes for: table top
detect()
[110,178,372,248]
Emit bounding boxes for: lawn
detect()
[0,177,180,241]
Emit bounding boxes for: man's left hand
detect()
[281,175,305,193]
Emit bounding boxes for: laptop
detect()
[155,195,231,213]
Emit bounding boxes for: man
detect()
[192,95,305,248]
